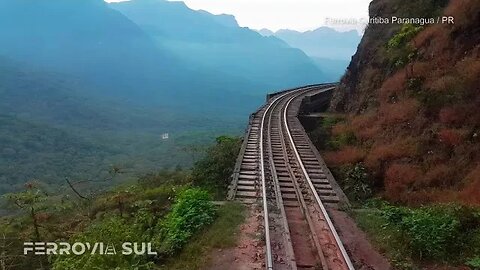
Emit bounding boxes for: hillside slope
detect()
[327,0,480,205]
[0,115,116,195]
[0,0,268,116]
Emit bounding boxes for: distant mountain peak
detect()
[197,10,239,27]
[273,26,362,61]
[257,28,274,36]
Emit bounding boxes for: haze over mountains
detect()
[260,27,362,80]
[110,0,324,88]
[0,0,361,194]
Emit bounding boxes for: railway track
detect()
[228,85,354,270]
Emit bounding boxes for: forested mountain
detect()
[110,0,325,88]
[0,0,323,111]
[0,56,250,194]
[0,0,171,98]
[0,0,326,194]
[0,115,116,195]
[0,0,264,110]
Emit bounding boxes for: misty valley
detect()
[0,0,359,195]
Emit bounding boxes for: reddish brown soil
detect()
[328,208,392,270]
[207,204,264,270]
[207,204,392,270]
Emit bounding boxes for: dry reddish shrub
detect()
[438,128,467,146]
[378,70,407,102]
[362,68,382,85]
[35,212,52,223]
[384,163,422,201]
[324,146,365,166]
[378,99,420,125]
[412,61,432,78]
[426,75,459,92]
[331,123,352,137]
[461,165,480,205]
[348,113,381,141]
[413,24,442,49]
[406,189,459,205]
[444,0,480,27]
[456,56,480,88]
[424,27,450,57]
[439,107,465,125]
[365,137,418,169]
[356,126,382,141]
[417,164,455,188]
[350,113,377,130]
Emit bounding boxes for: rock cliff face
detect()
[326,0,480,205]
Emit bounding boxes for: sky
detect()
[106,0,372,32]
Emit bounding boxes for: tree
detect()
[5,183,47,241]
[4,182,48,270]
[191,136,241,197]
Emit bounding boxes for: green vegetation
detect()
[0,135,244,269]
[352,206,414,269]
[307,116,348,150]
[387,24,423,50]
[467,257,480,269]
[52,188,216,269]
[192,136,242,198]
[0,112,241,196]
[4,184,47,241]
[159,202,245,270]
[52,215,156,270]
[353,201,480,268]
[0,58,247,197]
[386,24,422,69]
[340,164,373,203]
[156,189,216,255]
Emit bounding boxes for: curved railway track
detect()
[229,85,354,270]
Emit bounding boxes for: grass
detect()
[351,203,480,269]
[158,202,246,270]
[352,208,416,270]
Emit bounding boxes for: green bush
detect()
[386,24,423,69]
[52,213,157,270]
[328,131,357,150]
[467,257,480,269]
[138,170,190,189]
[381,204,480,260]
[52,188,216,269]
[387,24,423,50]
[192,136,241,197]
[321,116,342,129]
[341,164,373,202]
[401,208,460,259]
[155,188,216,255]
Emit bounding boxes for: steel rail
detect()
[259,91,293,270]
[266,93,297,270]
[277,92,329,269]
[259,85,324,270]
[282,88,355,270]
